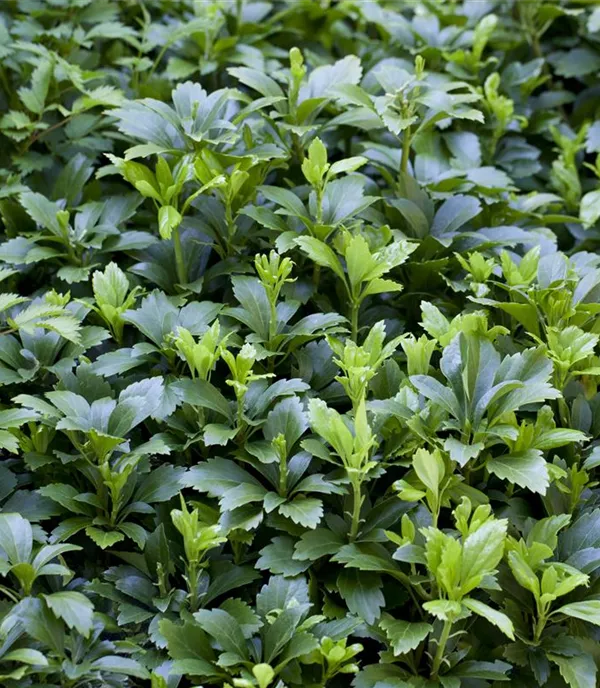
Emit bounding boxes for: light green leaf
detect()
[554,600,600,626]
[487,450,549,495]
[295,237,346,281]
[463,598,515,639]
[3,648,48,666]
[158,205,182,240]
[460,518,507,592]
[413,447,444,496]
[507,551,539,597]
[379,614,432,655]
[423,599,462,620]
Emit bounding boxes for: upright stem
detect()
[431,618,453,679]
[533,599,548,643]
[173,225,187,286]
[187,560,199,612]
[236,394,246,433]
[268,298,278,344]
[351,300,360,343]
[349,478,363,541]
[312,264,321,291]
[279,453,288,497]
[533,614,546,643]
[292,132,304,163]
[401,126,412,175]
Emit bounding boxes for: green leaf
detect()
[0,430,19,454]
[338,569,384,625]
[444,438,484,467]
[86,527,125,549]
[0,293,29,314]
[413,447,444,496]
[257,536,310,576]
[160,617,215,664]
[264,396,308,449]
[186,458,262,498]
[0,513,33,564]
[379,614,432,655]
[295,237,346,281]
[423,599,462,621]
[431,195,481,237]
[463,598,515,639]
[229,67,285,100]
[203,423,237,446]
[507,551,539,596]
[43,591,94,637]
[487,450,549,495]
[308,398,353,461]
[293,528,346,561]
[19,192,64,236]
[92,262,129,307]
[279,496,323,528]
[554,600,600,626]
[18,59,53,114]
[302,55,362,100]
[158,205,182,240]
[90,656,150,680]
[580,189,600,228]
[449,660,512,680]
[228,276,272,341]
[549,653,597,688]
[193,609,248,660]
[460,518,507,592]
[2,648,48,666]
[175,378,232,420]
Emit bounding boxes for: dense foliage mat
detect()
[2,0,600,686]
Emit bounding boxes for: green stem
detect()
[350,300,360,343]
[180,187,205,216]
[23,116,73,153]
[400,126,412,175]
[279,453,288,497]
[156,563,169,598]
[312,263,321,291]
[225,201,237,256]
[236,394,246,433]
[533,600,548,643]
[349,478,363,541]
[187,561,199,612]
[315,187,323,225]
[533,617,545,643]
[269,298,278,344]
[173,225,187,286]
[431,618,453,679]
[0,584,20,603]
[391,571,432,602]
[557,397,570,428]
[0,65,12,100]
[292,132,304,163]
[232,540,244,566]
[147,40,172,82]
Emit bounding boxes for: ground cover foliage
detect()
[2,0,600,686]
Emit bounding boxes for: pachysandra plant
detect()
[2,2,600,687]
